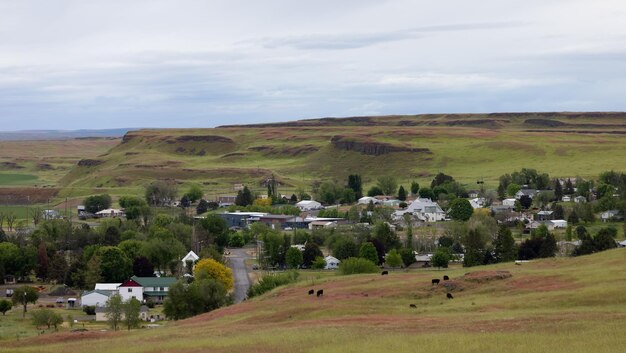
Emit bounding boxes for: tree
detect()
[337,257,379,275]
[431,172,454,189]
[359,242,378,264]
[367,186,384,197]
[196,199,209,215]
[448,199,473,221]
[0,299,12,315]
[302,243,323,267]
[494,225,517,262]
[418,187,435,200]
[554,179,563,200]
[377,176,398,196]
[431,248,451,269]
[410,181,420,195]
[105,294,124,331]
[200,214,228,247]
[36,243,49,280]
[185,184,204,203]
[31,309,63,330]
[594,228,618,252]
[385,249,403,268]
[507,183,521,197]
[372,221,400,250]
[12,286,39,318]
[97,246,132,282]
[399,247,416,267]
[348,174,363,200]
[145,181,178,207]
[132,256,154,277]
[83,194,112,214]
[285,247,303,269]
[538,233,557,258]
[194,258,234,290]
[519,195,532,209]
[311,256,326,269]
[163,278,228,320]
[48,253,68,284]
[318,181,342,204]
[332,239,358,260]
[462,229,486,267]
[397,185,407,201]
[235,186,254,207]
[123,298,142,331]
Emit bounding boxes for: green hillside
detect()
[59,112,626,195]
[4,248,626,353]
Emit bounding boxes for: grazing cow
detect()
[443,275,449,281]
[446,293,454,299]
[316,289,324,297]
[409,304,417,308]
[432,279,440,285]
[308,289,314,295]
[381,271,389,275]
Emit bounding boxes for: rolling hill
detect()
[59,112,626,195]
[4,248,626,353]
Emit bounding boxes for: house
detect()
[218,212,266,228]
[357,196,381,205]
[551,220,568,229]
[515,189,537,200]
[413,254,432,268]
[469,197,487,209]
[218,196,237,207]
[181,251,199,270]
[258,214,298,230]
[395,198,446,222]
[536,210,554,221]
[95,283,122,291]
[42,209,61,220]
[561,195,572,202]
[309,220,338,230]
[529,220,566,231]
[468,190,480,198]
[502,198,517,207]
[130,276,177,304]
[296,200,323,211]
[95,305,149,322]
[96,208,125,218]
[118,278,144,302]
[490,205,514,214]
[324,256,340,270]
[601,210,621,222]
[574,196,586,203]
[80,290,112,307]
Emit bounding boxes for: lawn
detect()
[0,173,38,186]
[3,248,626,352]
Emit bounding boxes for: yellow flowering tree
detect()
[194,258,234,291]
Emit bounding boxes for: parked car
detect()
[5,289,13,297]
[56,297,65,304]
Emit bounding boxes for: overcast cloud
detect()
[0,0,625,130]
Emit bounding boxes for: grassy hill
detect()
[4,248,626,353]
[58,112,626,195]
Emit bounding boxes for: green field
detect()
[0,173,38,186]
[2,248,626,352]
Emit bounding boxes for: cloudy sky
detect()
[1,0,626,130]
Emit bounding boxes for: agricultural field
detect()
[2,248,626,352]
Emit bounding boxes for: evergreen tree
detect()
[235,186,253,206]
[348,174,363,200]
[410,181,420,195]
[397,185,407,201]
[554,179,563,201]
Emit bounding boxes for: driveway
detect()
[225,247,253,303]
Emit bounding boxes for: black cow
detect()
[409,304,417,308]
[446,293,454,299]
[443,275,449,281]
[316,289,324,297]
[432,278,440,285]
[308,289,314,295]
[381,271,389,275]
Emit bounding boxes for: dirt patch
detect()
[0,187,59,204]
[248,145,319,157]
[524,118,567,127]
[77,159,103,167]
[174,135,234,144]
[36,163,54,170]
[462,270,512,283]
[0,161,24,169]
[506,275,580,292]
[331,136,431,156]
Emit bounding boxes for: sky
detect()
[1,0,626,130]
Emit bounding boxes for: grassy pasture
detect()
[0,173,38,186]
[4,248,626,352]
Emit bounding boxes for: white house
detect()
[561,195,572,202]
[324,256,340,270]
[515,189,537,200]
[469,197,487,209]
[574,196,587,203]
[118,278,144,302]
[296,200,322,211]
[502,198,517,207]
[395,198,446,222]
[357,196,380,205]
[122,276,177,304]
[601,210,621,222]
[181,250,199,264]
[551,219,568,229]
[80,290,112,307]
[96,208,125,218]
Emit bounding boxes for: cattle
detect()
[431,278,440,285]
[409,304,417,308]
[443,275,449,281]
[381,271,389,275]
[308,289,314,295]
[446,293,454,299]
[316,289,324,297]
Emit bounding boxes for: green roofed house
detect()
[118,276,177,304]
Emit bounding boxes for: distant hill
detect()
[0,128,136,141]
[57,112,626,194]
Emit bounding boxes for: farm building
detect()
[296,200,323,211]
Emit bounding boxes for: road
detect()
[226,247,253,303]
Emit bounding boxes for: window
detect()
[160,287,164,291]
[128,288,132,293]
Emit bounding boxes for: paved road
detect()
[226,247,253,303]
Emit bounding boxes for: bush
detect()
[83,305,96,315]
[247,271,300,298]
[0,299,12,315]
[31,309,63,330]
[194,258,234,291]
[311,256,326,269]
[337,257,379,275]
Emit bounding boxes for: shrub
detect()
[247,271,300,298]
[31,309,63,330]
[194,258,234,291]
[0,299,12,315]
[311,256,326,269]
[83,305,96,315]
[337,257,379,275]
